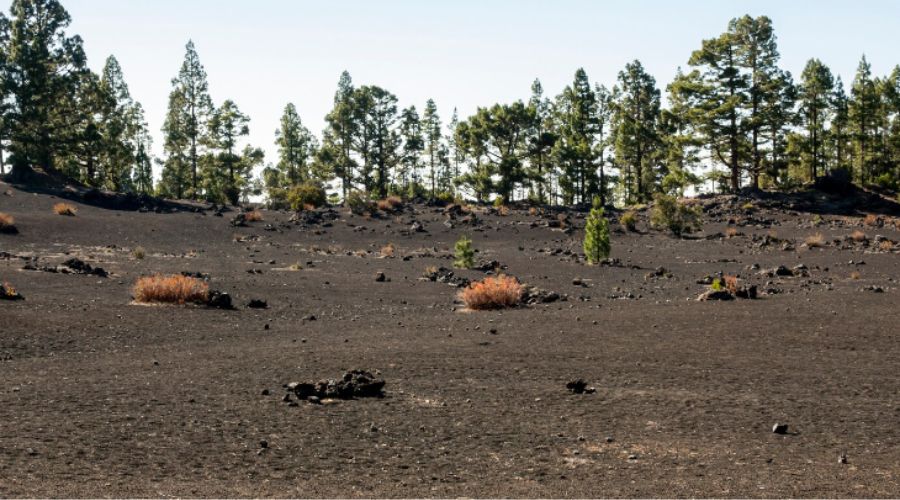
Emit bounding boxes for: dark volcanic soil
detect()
[1,182,899,498]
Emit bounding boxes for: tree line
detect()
[2,1,899,207]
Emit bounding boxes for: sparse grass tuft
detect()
[244,209,264,222]
[53,203,77,216]
[850,271,861,280]
[879,240,895,252]
[620,210,638,232]
[458,275,524,311]
[863,214,880,227]
[132,246,146,259]
[380,243,395,258]
[725,227,739,239]
[0,212,15,233]
[133,274,209,305]
[723,275,740,294]
[850,230,867,243]
[376,196,403,212]
[805,233,825,248]
[1,281,21,299]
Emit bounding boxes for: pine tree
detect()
[203,99,262,205]
[161,40,213,197]
[422,99,442,197]
[525,79,556,203]
[397,105,422,194]
[553,68,599,205]
[612,60,662,203]
[799,59,834,181]
[687,21,749,192]
[5,0,89,180]
[583,196,610,265]
[273,103,317,185]
[849,56,880,183]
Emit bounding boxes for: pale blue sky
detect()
[51,1,900,169]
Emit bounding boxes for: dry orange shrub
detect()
[0,212,14,229]
[805,233,825,247]
[244,209,264,222]
[723,275,740,294]
[133,274,209,305]
[53,203,77,216]
[863,214,880,227]
[458,275,524,310]
[377,196,403,212]
[850,230,867,242]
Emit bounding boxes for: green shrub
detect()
[346,191,375,215]
[583,196,611,265]
[650,194,702,237]
[620,210,638,232]
[287,183,327,210]
[454,235,475,269]
[493,196,505,208]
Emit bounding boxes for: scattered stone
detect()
[286,370,386,403]
[61,258,108,277]
[247,299,268,309]
[374,271,387,282]
[230,213,246,227]
[772,423,788,434]
[422,267,470,288]
[697,290,734,301]
[566,379,595,394]
[206,290,234,310]
[259,440,268,449]
[522,285,563,304]
[261,389,270,396]
[838,452,848,464]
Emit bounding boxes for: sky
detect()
[44,1,900,175]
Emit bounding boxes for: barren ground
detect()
[1,182,899,498]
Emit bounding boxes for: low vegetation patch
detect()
[458,275,524,310]
[376,196,403,213]
[805,233,826,248]
[1,281,23,300]
[863,214,880,227]
[454,235,475,269]
[133,274,209,305]
[0,212,16,234]
[850,230,867,242]
[583,196,610,265]
[380,243,395,258]
[244,209,264,222]
[620,210,638,232]
[725,227,739,238]
[53,203,78,216]
[132,246,146,259]
[650,194,702,236]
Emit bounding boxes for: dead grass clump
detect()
[53,203,77,216]
[380,243,395,258]
[723,275,740,294]
[244,209,264,222]
[1,281,22,299]
[850,230,867,242]
[805,233,825,248]
[132,246,146,259]
[850,271,861,280]
[133,274,209,305]
[725,227,739,239]
[458,275,524,311]
[879,240,895,252]
[377,196,403,212]
[528,207,539,216]
[0,212,15,233]
[863,214,880,227]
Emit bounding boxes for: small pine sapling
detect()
[583,196,611,265]
[454,235,475,269]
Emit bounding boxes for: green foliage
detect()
[711,278,724,291]
[583,196,611,264]
[493,195,505,208]
[288,183,327,210]
[453,235,475,269]
[620,210,638,231]
[650,194,702,236]
[346,191,375,215]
